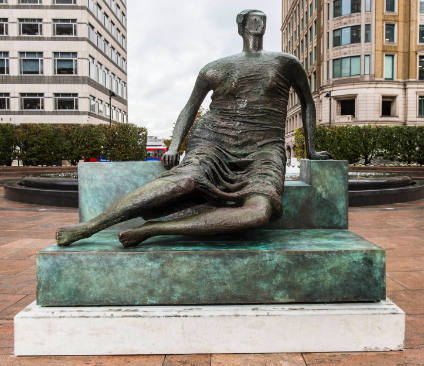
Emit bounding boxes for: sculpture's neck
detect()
[243,35,263,53]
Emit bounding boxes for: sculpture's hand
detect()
[162,150,180,170]
[308,151,333,160]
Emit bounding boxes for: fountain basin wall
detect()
[4,175,78,208]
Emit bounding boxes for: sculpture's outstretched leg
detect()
[118,195,272,247]
[56,176,196,246]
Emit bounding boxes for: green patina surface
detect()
[78,160,348,230]
[37,229,385,307]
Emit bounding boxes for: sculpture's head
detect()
[237,9,266,37]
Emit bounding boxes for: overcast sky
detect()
[127,1,282,139]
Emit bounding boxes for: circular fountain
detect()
[348,172,424,206]
[4,172,78,207]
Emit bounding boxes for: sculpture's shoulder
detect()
[200,54,239,73]
[198,54,241,82]
[262,51,301,67]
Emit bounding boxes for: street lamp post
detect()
[325,91,332,127]
[109,90,116,127]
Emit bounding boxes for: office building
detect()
[0,0,128,124]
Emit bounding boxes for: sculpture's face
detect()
[242,13,266,36]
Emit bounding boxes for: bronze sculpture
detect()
[57,9,331,248]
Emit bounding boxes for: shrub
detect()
[11,123,147,166]
[293,125,423,165]
[103,124,147,161]
[0,124,16,166]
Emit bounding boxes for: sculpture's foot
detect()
[119,224,153,248]
[56,223,92,246]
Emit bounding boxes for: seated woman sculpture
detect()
[57,9,331,247]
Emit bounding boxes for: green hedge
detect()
[294,125,424,165]
[0,123,147,166]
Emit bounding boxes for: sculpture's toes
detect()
[56,223,89,246]
[56,228,73,246]
[119,230,141,248]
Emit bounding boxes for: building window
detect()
[54,52,77,74]
[98,100,104,115]
[53,19,76,36]
[364,55,370,75]
[340,99,355,116]
[88,0,94,12]
[0,93,10,110]
[382,96,396,116]
[97,4,102,21]
[54,0,77,4]
[0,19,8,35]
[365,24,371,42]
[105,68,110,88]
[90,96,96,113]
[18,0,42,3]
[54,93,78,110]
[314,20,317,36]
[333,0,361,18]
[20,93,44,110]
[97,62,102,84]
[365,0,371,11]
[418,55,424,80]
[419,25,424,44]
[309,26,312,42]
[419,96,424,117]
[384,55,394,80]
[19,52,43,74]
[313,71,317,91]
[19,19,42,36]
[385,0,395,12]
[327,60,330,80]
[333,25,361,47]
[88,24,95,42]
[89,55,95,79]
[314,46,317,61]
[385,23,395,43]
[97,32,103,50]
[309,51,312,66]
[333,56,361,78]
[421,0,424,14]
[0,52,9,74]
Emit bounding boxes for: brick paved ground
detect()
[0,185,423,365]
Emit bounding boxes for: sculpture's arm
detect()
[287,57,332,160]
[163,72,211,169]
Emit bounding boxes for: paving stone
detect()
[0,355,165,365]
[389,271,424,291]
[386,277,406,292]
[0,295,35,320]
[390,291,424,315]
[0,347,12,355]
[303,349,424,366]
[164,354,211,366]
[0,260,34,276]
[405,316,424,349]
[0,321,13,348]
[0,295,26,313]
[212,353,306,366]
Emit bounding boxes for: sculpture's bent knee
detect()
[245,196,273,228]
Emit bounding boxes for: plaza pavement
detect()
[0,185,423,365]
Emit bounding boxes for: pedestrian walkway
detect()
[0,186,423,365]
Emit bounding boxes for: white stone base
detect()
[14,300,405,356]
